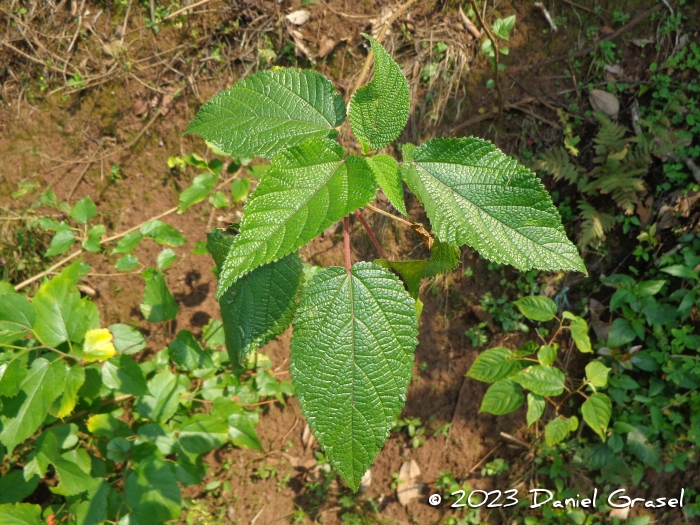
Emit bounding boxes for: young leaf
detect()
[112,231,143,254]
[125,457,181,523]
[140,268,178,323]
[82,224,105,252]
[423,239,460,278]
[467,347,518,382]
[178,172,217,213]
[70,196,97,224]
[0,293,35,332]
[563,312,592,353]
[290,262,418,491]
[401,138,586,274]
[585,361,611,388]
[156,249,177,270]
[115,254,139,271]
[366,154,407,215]
[168,330,216,372]
[230,177,251,203]
[101,355,148,396]
[140,220,186,247]
[479,379,524,415]
[216,139,377,298]
[526,393,545,427]
[185,69,345,159]
[136,371,188,423]
[512,365,565,397]
[83,328,117,363]
[45,227,76,257]
[581,392,612,441]
[0,358,67,454]
[208,229,305,366]
[513,296,557,322]
[49,364,85,418]
[348,35,410,151]
[545,416,573,446]
[537,345,557,366]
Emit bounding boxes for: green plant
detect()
[182,34,584,491]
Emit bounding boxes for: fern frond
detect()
[534,147,582,184]
[593,114,628,163]
[578,200,616,248]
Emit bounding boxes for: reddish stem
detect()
[355,209,388,260]
[343,216,352,272]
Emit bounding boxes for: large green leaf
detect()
[401,138,586,273]
[0,359,67,454]
[581,393,611,441]
[512,365,565,397]
[0,294,35,333]
[366,154,407,215]
[32,261,92,347]
[185,69,345,159]
[290,262,418,491]
[0,470,39,504]
[349,35,410,151]
[0,503,43,525]
[49,363,85,418]
[526,393,545,427]
[168,330,215,372]
[178,414,229,454]
[35,434,97,497]
[585,361,610,388]
[216,139,377,298]
[545,416,575,446]
[136,371,188,423]
[513,296,557,322]
[479,379,524,415]
[423,239,460,278]
[140,268,178,323]
[467,347,519,383]
[125,457,181,524]
[101,355,148,396]
[71,196,97,224]
[208,229,304,365]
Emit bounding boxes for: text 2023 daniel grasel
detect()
[530,488,687,509]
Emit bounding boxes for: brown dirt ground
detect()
[1,0,696,524]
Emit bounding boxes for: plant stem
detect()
[365,204,414,227]
[355,210,388,259]
[468,0,503,111]
[343,216,352,272]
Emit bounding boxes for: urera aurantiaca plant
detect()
[185,34,587,490]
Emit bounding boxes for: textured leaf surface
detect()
[526,393,545,427]
[514,296,557,322]
[545,417,573,446]
[366,154,407,215]
[216,139,376,298]
[0,359,67,454]
[185,69,345,159]
[401,138,586,273]
[290,262,418,490]
[512,365,565,397]
[349,35,410,150]
[479,379,523,415]
[423,239,460,278]
[208,229,304,365]
[582,393,611,441]
[467,347,518,382]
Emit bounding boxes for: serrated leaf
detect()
[423,239,460,278]
[367,154,407,215]
[109,324,146,354]
[115,254,139,271]
[585,361,610,387]
[49,364,85,418]
[349,35,410,150]
[168,330,215,371]
[401,138,586,274]
[125,457,181,524]
[185,69,345,159]
[526,393,545,427]
[0,359,67,454]
[479,378,524,415]
[581,393,611,441]
[71,197,97,224]
[83,328,117,363]
[101,355,148,396]
[106,437,131,462]
[209,191,229,209]
[513,296,557,322]
[38,435,97,496]
[0,361,27,398]
[178,172,217,213]
[0,293,35,332]
[537,345,557,366]
[112,231,143,254]
[45,227,76,257]
[86,413,132,439]
[140,268,178,323]
[374,258,426,299]
[140,220,186,247]
[290,262,418,491]
[467,347,518,382]
[82,224,105,252]
[0,470,39,505]
[512,365,565,396]
[228,414,263,450]
[545,416,573,446]
[0,503,43,525]
[216,139,377,298]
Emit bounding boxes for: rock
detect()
[589,89,619,119]
[396,460,422,506]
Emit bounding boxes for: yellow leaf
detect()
[83,328,117,363]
